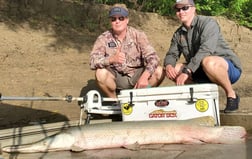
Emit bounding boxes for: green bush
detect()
[83,0,251,29]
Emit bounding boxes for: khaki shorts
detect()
[108,67,145,90]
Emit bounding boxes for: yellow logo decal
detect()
[122,103,133,115]
[195,99,209,112]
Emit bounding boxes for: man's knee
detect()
[202,56,215,67]
[202,56,227,71]
[150,66,165,86]
[154,66,164,78]
[95,68,114,81]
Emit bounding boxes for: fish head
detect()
[2,132,76,153]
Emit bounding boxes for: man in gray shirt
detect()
[164,0,242,113]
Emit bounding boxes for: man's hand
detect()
[176,68,192,85]
[176,73,189,85]
[165,65,178,81]
[134,71,150,88]
[109,46,125,64]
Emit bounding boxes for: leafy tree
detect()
[227,0,252,28]
[196,0,228,16]
[82,0,251,28]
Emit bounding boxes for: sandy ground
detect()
[0,9,252,129]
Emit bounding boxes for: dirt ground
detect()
[0,2,252,129]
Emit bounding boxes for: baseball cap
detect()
[109,7,129,17]
[174,0,195,7]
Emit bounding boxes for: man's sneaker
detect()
[224,94,240,113]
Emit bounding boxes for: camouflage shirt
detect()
[90,26,160,77]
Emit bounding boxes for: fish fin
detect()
[70,145,85,152]
[140,144,165,150]
[184,138,205,144]
[123,142,140,151]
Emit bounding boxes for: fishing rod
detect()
[0,93,87,125]
[0,93,86,103]
[0,91,122,125]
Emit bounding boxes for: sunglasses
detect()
[175,6,192,12]
[110,16,125,22]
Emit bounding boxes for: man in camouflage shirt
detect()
[90,4,164,98]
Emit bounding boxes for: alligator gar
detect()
[2,116,246,153]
